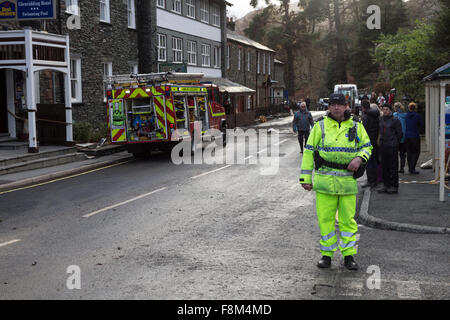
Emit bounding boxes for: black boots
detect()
[344,255,358,270]
[317,256,332,268]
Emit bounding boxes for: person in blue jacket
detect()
[405,102,423,174]
[393,102,407,173]
[293,102,314,153]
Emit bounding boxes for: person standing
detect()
[393,102,407,173]
[305,96,311,110]
[377,92,385,106]
[378,104,403,194]
[361,100,380,188]
[300,93,372,270]
[405,102,423,174]
[293,102,314,153]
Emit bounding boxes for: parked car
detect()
[317,98,329,110]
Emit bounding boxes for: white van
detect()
[334,84,359,109]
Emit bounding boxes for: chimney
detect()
[227,17,235,31]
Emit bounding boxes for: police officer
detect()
[299,93,372,270]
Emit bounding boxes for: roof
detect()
[423,62,450,81]
[201,78,255,94]
[227,30,275,53]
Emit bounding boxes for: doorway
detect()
[0,69,7,133]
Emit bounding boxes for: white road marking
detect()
[190,165,232,179]
[396,281,422,299]
[0,239,21,248]
[274,139,288,146]
[82,187,167,218]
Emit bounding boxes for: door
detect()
[0,70,7,133]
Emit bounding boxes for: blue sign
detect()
[0,0,55,20]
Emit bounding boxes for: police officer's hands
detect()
[347,157,363,172]
[302,183,313,191]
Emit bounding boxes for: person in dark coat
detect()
[377,103,403,194]
[405,102,423,174]
[361,100,380,188]
[292,102,314,153]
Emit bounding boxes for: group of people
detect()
[294,90,422,270]
[361,96,423,194]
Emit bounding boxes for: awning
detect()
[201,78,255,94]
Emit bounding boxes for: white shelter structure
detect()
[423,62,450,202]
[0,28,72,153]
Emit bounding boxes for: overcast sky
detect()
[227,0,274,19]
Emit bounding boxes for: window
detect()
[158,34,167,61]
[127,0,136,29]
[213,46,221,68]
[172,37,183,63]
[100,0,110,23]
[200,0,209,23]
[103,62,112,102]
[263,53,266,74]
[268,55,271,75]
[187,41,197,65]
[157,0,165,8]
[66,0,79,15]
[257,52,260,74]
[186,0,195,18]
[226,45,230,70]
[212,4,220,26]
[247,51,251,71]
[129,63,138,74]
[201,44,210,67]
[172,0,181,14]
[70,58,82,103]
[238,48,241,71]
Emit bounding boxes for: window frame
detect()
[158,34,167,62]
[127,0,136,29]
[187,40,197,66]
[247,50,251,72]
[213,46,221,68]
[172,0,182,14]
[66,0,79,15]
[186,0,196,18]
[99,0,110,23]
[102,62,112,102]
[257,52,260,74]
[237,47,241,71]
[70,58,82,103]
[226,45,230,70]
[157,0,165,8]
[200,0,209,23]
[172,37,183,63]
[201,44,211,67]
[212,4,220,26]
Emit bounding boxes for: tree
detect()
[349,0,408,87]
[373,21,444,102]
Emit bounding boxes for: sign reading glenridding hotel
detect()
[0,0,56,20]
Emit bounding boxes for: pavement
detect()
[0,113,448,234]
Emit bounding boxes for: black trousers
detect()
[298,131,310,152]
[398,142,406,170]
[366,146,379,185]
[381,146,399,188]
[405,138,420,172]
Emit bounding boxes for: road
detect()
[0,120,449,300]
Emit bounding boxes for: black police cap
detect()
[329,93,346,105]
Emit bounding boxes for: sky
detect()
[227,0,274,19]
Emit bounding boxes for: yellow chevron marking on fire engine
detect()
[163,99,175,124]
[130,88,149,99]
[116,90,127,99]
[209,103,225,117]
[112,129,126,142]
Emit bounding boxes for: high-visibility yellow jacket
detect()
[300,115,373,195]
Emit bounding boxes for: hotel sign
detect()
[0,0,56,21]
